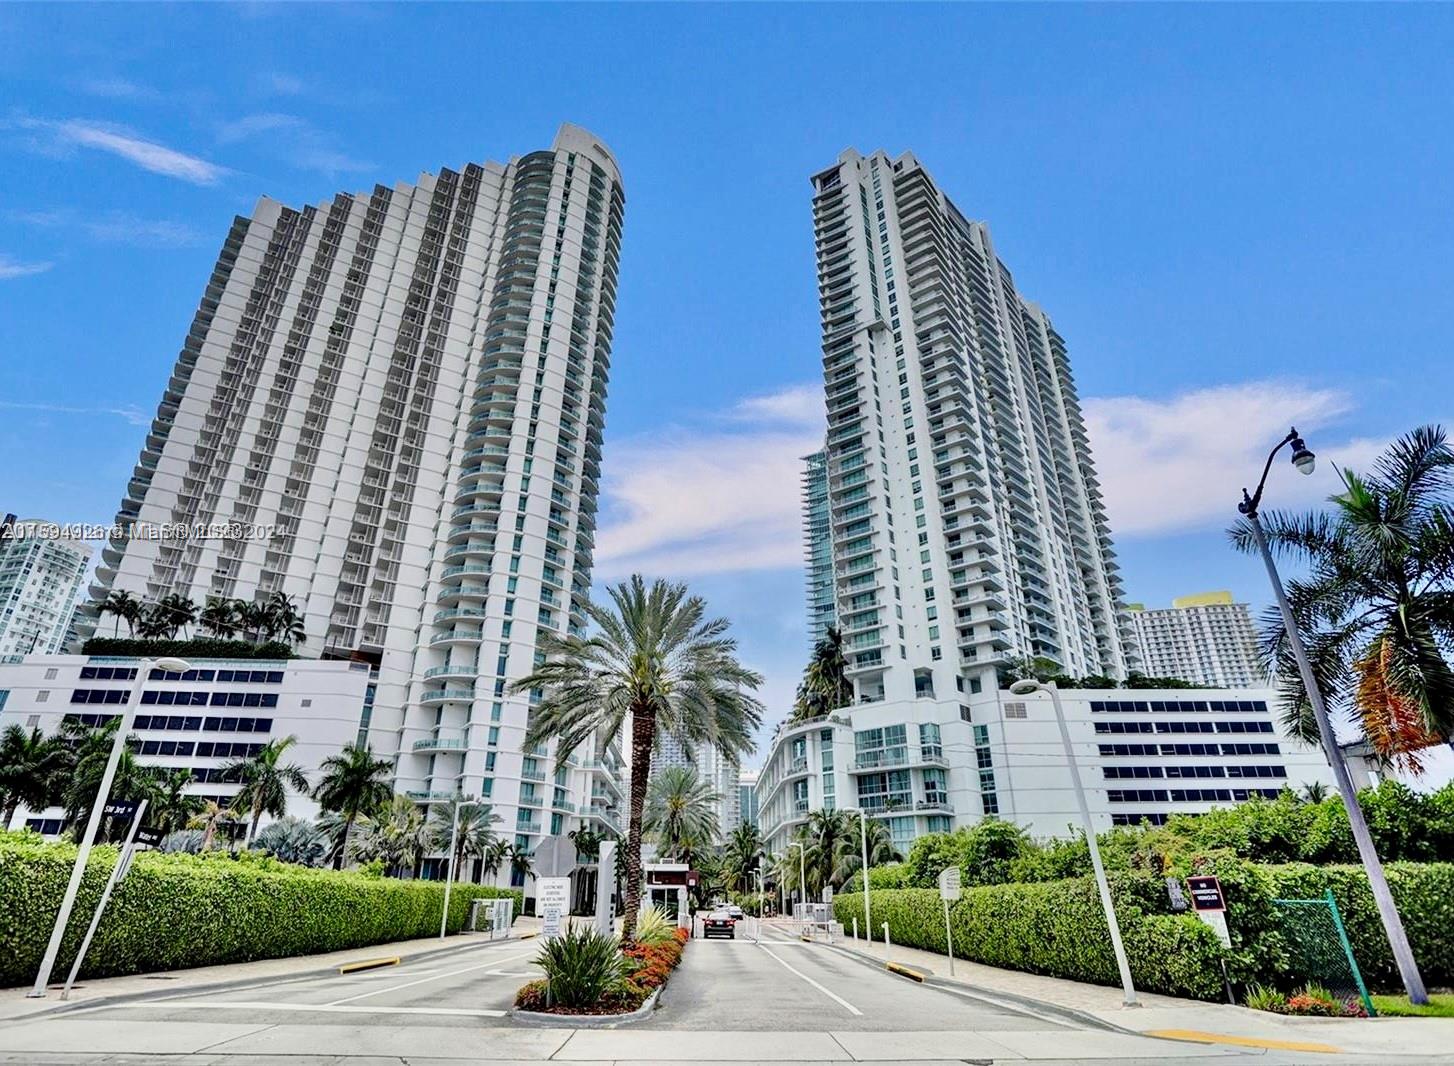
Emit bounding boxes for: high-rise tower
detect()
[810,146,1135,706]
[84,125,627,876]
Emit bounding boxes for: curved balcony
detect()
[434,607,488,625]
[420,688,474,706]
[447,520,498,544]
[437,582,490,605]
[430,628,483,647]
[423,663,477,681]
[412,731,467,752]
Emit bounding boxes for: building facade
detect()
[0,654,370,834]
[0,521,90,656]
[802,450,836,648]
[756,686,1337,851]
[738,768,759,829]
[76,124,627,882]
[1129,592,1264,689]
[789,146,1139,847]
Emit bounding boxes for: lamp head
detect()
[154,656,192,673]
[1290,435,1316,476]
[1008,678,1040,696]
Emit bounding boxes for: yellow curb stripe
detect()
[337,956,400,975]
[886,962,926,983]
[1146,1029,1343,1054]
[518,932,536,939]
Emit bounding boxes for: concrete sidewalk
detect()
[800,919,1453,1059]
[0,915,542,1025]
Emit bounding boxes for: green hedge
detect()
[843,862,914,892]
[81,637,296,659]
[0,839,522,987]
[833,878,1226,1000]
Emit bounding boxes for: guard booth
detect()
[642,862,699,929]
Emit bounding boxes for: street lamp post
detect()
[29,655,191,998]
[754,867,765,943]
[847,807,872,945]
[789,841,806,921]
[1239,428,1428,1003]
[439,798,476,940]
[1009,677,1138,1007]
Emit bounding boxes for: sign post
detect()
[1186,875,1231,949]
[938,866,961,977]
[61,799,148,1000]
[538,877,570,940]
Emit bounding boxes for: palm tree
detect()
[156,593,197,639]
[60,719,160,841]
[0,724,69,827]
[99,589,141,638]
[366,794,430,876]
[644,765,721,859]
[831,816,902,886]
[1231,425,1454,770]
[799,808,855,893]
[134,604,172,639]
[507,842,534,885]
[723,822,764,893]
[511,575,762,939]
[188,800,238,851]
[314,744,393,868]
[150,767,204,835]
[265,592,307,647]
[222,735,311,845]
[1300,782,1331,804]
[236,600,271,643]
[480,837,511,883]
[794,627,852,720]
[254,816,328,866]
[428,798,501,880]
[198,596,240,638]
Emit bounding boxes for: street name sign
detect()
[938,866,962,901]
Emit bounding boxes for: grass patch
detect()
[1371,993,1454,1018]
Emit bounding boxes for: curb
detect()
[10,931,526,1022]
[509,986,660,1028]
[886,962,926,982]
[337,956,400,975]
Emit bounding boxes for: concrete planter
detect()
[509,986,661,1027]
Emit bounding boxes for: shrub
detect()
[81,637,296,660]
[533,927,627,1009]
[633,906,677,946]
[842,863,913,892]
[0,838,521,986]
[1245,983,1286,1012]
[834,880,1226,1000]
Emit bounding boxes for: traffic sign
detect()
[135,826,164,847]
[532,836,576,879]
[102,800,138,819]
[1187,875,1226,912]
[938,866,962,901]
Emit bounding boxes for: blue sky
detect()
[3,4,1453,757]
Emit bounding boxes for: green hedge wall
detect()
[0,839,522,987]
[833,878,1226,1000]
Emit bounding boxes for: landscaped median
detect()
[513,908,688,1020]
[833,860,1454,1003]
[0,835,521,987]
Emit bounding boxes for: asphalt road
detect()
[0,920,1434,1065]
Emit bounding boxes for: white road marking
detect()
[136,999,507,1017]
[757,944,863,1016]
[327,951,535,1005]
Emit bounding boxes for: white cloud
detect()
[1083,380,1391,536]
[77,78,159,101]
[0,401,149,425]
[595,385,825,579]
[10,207,202,248]
[8,117,226,185]
[216,112,372,175]
[0,254,53,280]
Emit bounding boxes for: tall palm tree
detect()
[134,604,172,639]
[507,842,534,885]
[99,589,141,638]
[61,718,160,841]
[723,822,763,893]
[799,808,855,893]
[222,735,311,845]
[644,765,721,859]
[156,593,197,639]
[313,743,393,869]
[236,600,272,644]
[1231,425,1454,769]
[428,798,501,880]
[188,800,237,851]
[150,767,204,835]
[511,574,763,939]
[480,837,511,883]
[198,596,240,638]
[794,627,852,720]
[265,592,307,646]
[0,724,68,827]
[367,794,430,876]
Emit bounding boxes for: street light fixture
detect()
[1008,677,1138,1007]
[845,807,873,945]
[440,797,477,939]
[1238,428,1429,1004]
[29,655,191,998]
[789,840,808,921]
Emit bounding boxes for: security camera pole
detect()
[1008,677,1137,1007]
[29,656,191,997]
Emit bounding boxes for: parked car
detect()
[702,910,736,939]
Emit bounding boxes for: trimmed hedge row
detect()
[82,637,296,659]
[833,877,1226,1000]
[833,861,1454,1000]
[0,839,521,987]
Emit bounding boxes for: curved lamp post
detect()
[1239,427,1428,1004]
[30,655,192,997]
[788,840,807,919]
[1008,678,1138,1007]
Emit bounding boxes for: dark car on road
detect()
[702,910,736,939]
